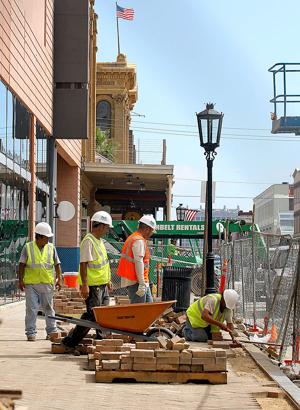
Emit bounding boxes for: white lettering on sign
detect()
[156,224,175,230]
[156,224,205,231]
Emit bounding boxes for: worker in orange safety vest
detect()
[117,215,156,303]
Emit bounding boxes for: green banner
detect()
[112,220,256,238]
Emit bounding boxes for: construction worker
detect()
[18,222,62,342]
[167,239,179,257]
[117,214,156,303]
[62,211,112,352]
[183,289,239,342]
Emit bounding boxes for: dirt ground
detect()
[229,348,269,381]
[256,397,294,410]
[228,349,295,409]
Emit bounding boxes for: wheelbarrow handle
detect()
[48,314,105,332]
[48,314,156,341]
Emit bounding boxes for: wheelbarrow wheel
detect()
[146,327,174,339]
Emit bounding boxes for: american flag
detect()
[116,4,134,20]
[185,209,198,221]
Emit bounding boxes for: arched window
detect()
[96,100,111,134]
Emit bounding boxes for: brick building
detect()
[0,0,95,290]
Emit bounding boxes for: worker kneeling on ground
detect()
[117,215,156,303]
[62,211,112,353]
[183,289,239,342]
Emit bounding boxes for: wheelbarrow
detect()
[49,300,177,341]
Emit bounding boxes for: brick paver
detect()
[0,302,266,410]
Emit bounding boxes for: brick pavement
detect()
[0,302,271,410]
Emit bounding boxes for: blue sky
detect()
[94,0,300,213]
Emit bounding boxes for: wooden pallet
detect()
[95,370,227,384]
[0,390,22,399]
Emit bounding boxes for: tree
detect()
[95,128,118,162]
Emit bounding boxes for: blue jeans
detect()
[25,284,57,337]
[62,285,109,348]
[183,317,211,342]
[127,283,153,304]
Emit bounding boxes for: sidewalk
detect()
[0,302,294,410]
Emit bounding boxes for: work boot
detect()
[27,335,36,342]
[95,330,103,340]
[46,333,59,342]
[60,340,81,356]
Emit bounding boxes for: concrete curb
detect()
[243,342,300,409]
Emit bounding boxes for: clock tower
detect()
[94,54,137,164]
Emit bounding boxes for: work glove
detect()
[136,283,146,297]
[231,329,239,338]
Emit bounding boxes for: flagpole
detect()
[116,2,120,55]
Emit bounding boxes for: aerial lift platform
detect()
[269,63,300,134]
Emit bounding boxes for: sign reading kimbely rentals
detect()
[155,223,205,232]
[112,220,258,239]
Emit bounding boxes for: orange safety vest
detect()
[117,231,150,282]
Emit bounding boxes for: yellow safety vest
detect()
[78,233,110,286]
[187,293,225,333]
[24,241,55,285]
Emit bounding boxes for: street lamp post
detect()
[176,203,187,222]
[196,103,223,294]
[176,203,187,246]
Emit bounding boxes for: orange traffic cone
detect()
[269,324,278,343]
[219,259,228,293]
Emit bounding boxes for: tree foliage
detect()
[95,128,118,162]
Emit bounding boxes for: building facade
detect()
[195,206,240,221]
[253,183,294,235]
[0,0,95,301]
[81,53,174,223]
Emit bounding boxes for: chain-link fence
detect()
[107,241,201,298]
[0,238,26,305]
[219,232,300,361]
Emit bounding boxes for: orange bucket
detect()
[63,272,79,289]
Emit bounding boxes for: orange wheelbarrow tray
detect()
[48,300,177,340]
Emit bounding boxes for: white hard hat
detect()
[223,289,239,310]
[35,222,53,238]
[138,214,157,230]
[91,211,113,228]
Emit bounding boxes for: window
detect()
[96,100,112,135]
[36,189,49,222]
[14,99,30,166]
[6,90,13,160]
[0,82,6,154]
[36,122,49,185]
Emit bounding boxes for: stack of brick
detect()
[52,336,95,354]
[51,331,136,356]
[94,340,227,374]
[152,308,186,334]
[53,286,86,315]
[114,296,130,305]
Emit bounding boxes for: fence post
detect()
[292,240,300,362]
[278,241,298,361]
[240,241,246,319]
[251,231,257,330]
[231,242,235,290]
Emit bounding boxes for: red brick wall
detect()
[56,155,81,247]
[0,0,54,134]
